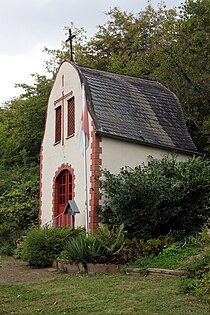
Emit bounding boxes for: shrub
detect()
[180,228,210,302]
[22,227,83,267]
[99,155,210,240]
[125,237,171,258]
[0,222,23,255]
[13,235,27,259]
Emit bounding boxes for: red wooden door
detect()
[57,170,72,227]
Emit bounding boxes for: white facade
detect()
[40,62,92,227]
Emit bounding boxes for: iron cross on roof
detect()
[65,29,76,62]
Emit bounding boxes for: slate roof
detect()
[77,65,197,154]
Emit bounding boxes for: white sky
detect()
[0,0,182,105]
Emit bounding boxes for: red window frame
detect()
[58,171,73,207]
[67,97,75,138]
[55,106,61,143]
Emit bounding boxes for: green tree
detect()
[156,0,210,155]
[54,1,208,155]
[43,25,88,75]
[0,74,52,229]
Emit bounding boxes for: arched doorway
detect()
[55,169,73,227]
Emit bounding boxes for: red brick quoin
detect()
[39,145,43,225]
[52,163,75,220]
[89,121,102,231]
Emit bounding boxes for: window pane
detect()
[55,106,61,143]
[67,98,75,137]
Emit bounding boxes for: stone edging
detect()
[53,261,126,274]
[53,262,185,277]
[126,267,185,277]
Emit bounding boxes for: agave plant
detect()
[65,234,88,264]
[87,235,107,261]
[64,234,106,265]
[64,224,126,266]
[95,224,125,255]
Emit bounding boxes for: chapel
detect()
[39,61,197,231]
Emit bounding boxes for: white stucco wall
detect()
[41,61,91,227]
[101,136,190,174]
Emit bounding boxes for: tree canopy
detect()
[74,0,209,155]
[0,75,52,229]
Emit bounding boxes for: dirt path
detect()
[0,257,57,285]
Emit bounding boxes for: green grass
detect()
[130,243,201,270]
[0,273,209,315]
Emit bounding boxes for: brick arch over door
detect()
[52,164,75,226]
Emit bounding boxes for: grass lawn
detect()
[0,273,209,315]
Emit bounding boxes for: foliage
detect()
[99,155,210,240]
[64,224,125,266]
[181,229,210,302]
[0,164,40,229]
[13,235,28,259]
[67,1,209,155]
[0,222,23,255]
[94,224,125,255]
[125,237,171,260]
[0,75,52,230]
[0,74,52,166]
[63,225,169,266]
[181,273,210,302]
[22,227,83,267]
[43,24,88,75]
[64,234,106,267]
[131,241,201,270]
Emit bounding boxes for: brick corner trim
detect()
[39,145,43,226]
[89,121,102,231]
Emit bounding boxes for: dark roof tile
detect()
[77,66,197,153]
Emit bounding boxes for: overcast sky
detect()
[0,0,182,105]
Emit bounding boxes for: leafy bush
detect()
[0,164,40,230]
[125,237,171,259]
[22,227,83,267]
[181,273,210,302]
[179,228,210,302]
[99,155,210,240]
[13,235,27,259]
[0,222,23,255]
